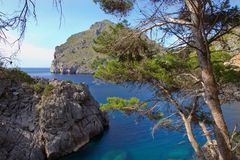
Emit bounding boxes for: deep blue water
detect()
[22,68,240,160]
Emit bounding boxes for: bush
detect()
[42,84,54,96]
[91,58,108,70]
[34,83,44,94]
[100,97,147,111]
[0,68,34,84]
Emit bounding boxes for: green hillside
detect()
[50,20,113,74]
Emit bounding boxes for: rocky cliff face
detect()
[0,72,108,160]
[50,20,113,74]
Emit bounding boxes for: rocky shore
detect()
[0,69,108,160]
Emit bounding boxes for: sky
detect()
[0,0,239,67]
[0,0,121,67]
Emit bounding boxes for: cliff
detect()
[50,20,113,74]
[0,68,108,160]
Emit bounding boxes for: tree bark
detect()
[182,116,206,160]
[184,0,232,159]
[194,32,232,160]
[196,27,232,160]
[199,121,212,145]
[199,121,219,159]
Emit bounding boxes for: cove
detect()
[22,68,240,160]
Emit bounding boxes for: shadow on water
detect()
[60,128,134,160]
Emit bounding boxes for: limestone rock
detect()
[0,78,108,160]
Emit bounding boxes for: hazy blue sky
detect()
[0,0,239,67]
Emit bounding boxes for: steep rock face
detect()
[0,78,108,160]
[50,20,113,74]
[38,80,108,159]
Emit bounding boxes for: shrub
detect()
[0,68,34,84]
[91,58,108,70]
[42,84,54,96]
[34,83,44,94]
[100,97,147,111]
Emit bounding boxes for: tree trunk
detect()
[202,67,232,160]
[199,121,219,159]
[195,34,232,160]
[184,1,232,159]
[182,117,206,160]
[196,32,232,160]
[199,121,212,145]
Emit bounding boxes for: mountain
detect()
[50,20,113,74]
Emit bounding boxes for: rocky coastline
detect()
[0,69,108,160]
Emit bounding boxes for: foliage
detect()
[95,48,240,88]
[93,0,134,15]
[94,1,240,159]
[91,57,108,69]
[101,97,165,120]
[93,23,160,62]
[0,68,34,84]
[34,83,44,94]
[100,97,146,111]
[211,51,240,85]
[95,53,190,89]
[42,84,55,97]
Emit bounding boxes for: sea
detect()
[22,68,240,160]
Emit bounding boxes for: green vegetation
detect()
[33,83,45,94]
[95,51,240,87]
[93,0,134,16]
[93,16,240,159]
[100,97,164,120]
[90,57,108,69]
[0,68,34,84]
[51,20,113,73]
[100,97,147,111]
[93,23,161,62]
[42,84,55,97]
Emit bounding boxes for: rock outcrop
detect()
[228,53,240,68]
[50,20,113,74]
[0,73,108,160]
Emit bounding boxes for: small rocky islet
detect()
[0,69,108,160]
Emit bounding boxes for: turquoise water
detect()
[22,68,240,160]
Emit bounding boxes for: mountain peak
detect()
[90,19,114,30]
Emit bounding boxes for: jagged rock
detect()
[0,78,108,160]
